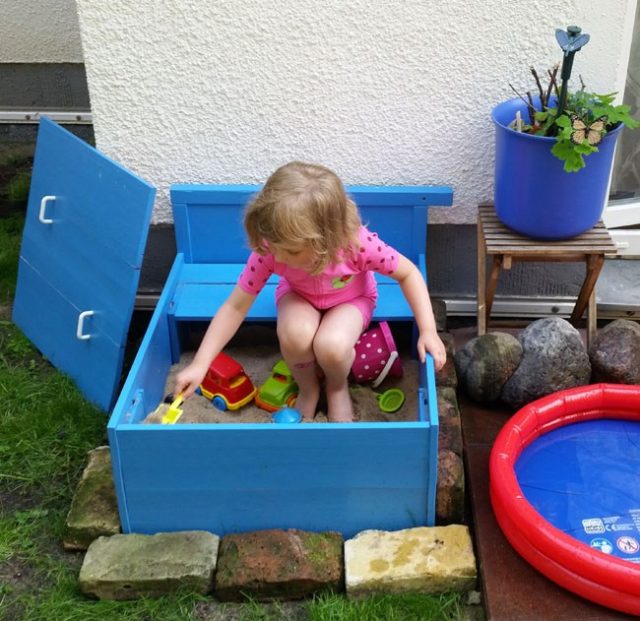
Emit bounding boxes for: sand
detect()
[142,324,420,425]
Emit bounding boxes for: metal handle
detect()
[76,310,95,340]
[39,195,56,224]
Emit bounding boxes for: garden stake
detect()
[554,25,590,127]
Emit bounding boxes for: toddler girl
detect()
[174,161,446,422]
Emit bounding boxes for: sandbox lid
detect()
[12,118,155,411]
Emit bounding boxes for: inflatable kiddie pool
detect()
[490,383,640,615]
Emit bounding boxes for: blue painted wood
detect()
[171,183,453,206]
[14,258,122,409]
[424,355,439,525]
[172,282,413,321]
[108,181,452,535]
[110,257,185,427]
[12,118,155,411]
[114,424,431,537]
[109,259,184,531]
[167,184,449,357]
[170,184,453,264]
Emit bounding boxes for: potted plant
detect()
[492,26,639,240]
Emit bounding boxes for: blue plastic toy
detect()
[272,407,302,424]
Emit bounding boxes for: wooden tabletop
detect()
[478,205,617,256]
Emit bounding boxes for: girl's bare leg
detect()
[277,293,322,421]
[313,304,363,422]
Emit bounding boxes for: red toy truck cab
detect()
[198,352,256,411]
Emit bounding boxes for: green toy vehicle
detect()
[255,360,298,413]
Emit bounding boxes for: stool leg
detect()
[477,219,487,335]
[571,254,604,327]
[485,256,503,325]
[587,287,597,347]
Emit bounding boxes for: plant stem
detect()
[509,83,537,124]
[530,66,546,108]
[545,64,559,107]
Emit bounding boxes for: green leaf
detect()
[555,115,571,128]
[563,151,586,172]
[574,142,597,155]
[551,140,586,172]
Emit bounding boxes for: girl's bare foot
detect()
[326,383,354,423]
[295,389,320,422]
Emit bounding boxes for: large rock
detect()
[79,531,218,600]
[214,529,343,602]
[344,525,476,598]
[589,319,640,384]
[455,333,522,403]
[64,446,120,550]
[501,318,591,410]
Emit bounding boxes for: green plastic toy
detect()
[376,388,405,413]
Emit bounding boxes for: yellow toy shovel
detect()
[157,394,184,424]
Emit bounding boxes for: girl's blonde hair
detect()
[244,161,362,275]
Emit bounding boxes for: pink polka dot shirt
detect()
[237,226,400,309]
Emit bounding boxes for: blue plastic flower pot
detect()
[492,97,623,240]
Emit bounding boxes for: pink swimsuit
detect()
[237,226,400,329]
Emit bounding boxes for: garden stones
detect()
[64,446,120,551]
[454,333,522,403]
[457,318,640,411]
[214,529,343,601]
[79,531,219,600]
[501,317,591,409]
[344,526,476,598]
[589,319,640,384]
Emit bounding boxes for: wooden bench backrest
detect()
[170,184,453,265]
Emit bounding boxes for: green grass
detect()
[307,592,464,620]
[0,214,474,620]
[6,172,31,204]
[0,213,23,302]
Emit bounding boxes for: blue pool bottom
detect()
[516,419,640,563]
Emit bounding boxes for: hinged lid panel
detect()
[13,118,155,411]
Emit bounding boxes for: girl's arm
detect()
[173,285,257,398]
[390,254,447,370]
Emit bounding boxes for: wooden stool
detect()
[477,204,617,344]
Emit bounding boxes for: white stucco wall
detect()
[76,0,637,224]
[0,0,83,63]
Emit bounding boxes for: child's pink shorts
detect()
[277,290,375,331]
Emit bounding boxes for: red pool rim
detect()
[489,383,640,615]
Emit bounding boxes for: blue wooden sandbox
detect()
[109,185,452,537]
[13,119,454,538]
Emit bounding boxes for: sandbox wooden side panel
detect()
[113,423,434,538]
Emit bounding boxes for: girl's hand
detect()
[174,361,209,400]
[417,331,447,371]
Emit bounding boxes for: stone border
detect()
[69,301,474,601]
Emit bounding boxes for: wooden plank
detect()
[478,203,616,259]
[172,281,413,322]
[484,241,616,251]
[485,246,615,255]
[115,424,433,537]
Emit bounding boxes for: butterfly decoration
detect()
[570,115,607,146]
[555,28,590,54]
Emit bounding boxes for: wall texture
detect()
[1,0,83,63]
[76,0,636,223]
